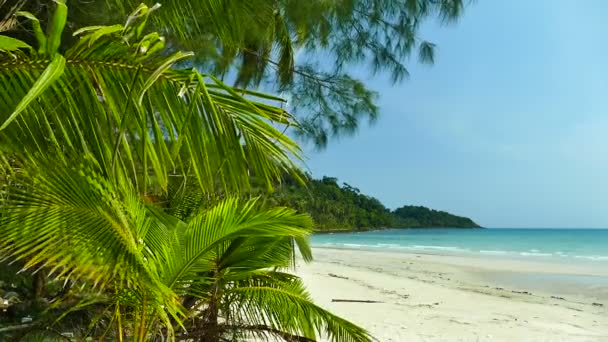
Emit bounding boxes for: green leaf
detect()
[0,54,66,130]
[16,11,47,54]
[0,35,32,52]
[47,0,68,56]
[78,24,125,47]
[138,50,194,105]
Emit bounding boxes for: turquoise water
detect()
[311,228,608,262]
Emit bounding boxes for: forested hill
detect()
[269,176,481,231]
[392,205,480,229]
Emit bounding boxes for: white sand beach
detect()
[298,248,608,342]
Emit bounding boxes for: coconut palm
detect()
[0,1,301,194]
[4,0,466,147]
[0,2,371,341]
[0,159,370,341]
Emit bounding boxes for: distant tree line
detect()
[267,176,481,231]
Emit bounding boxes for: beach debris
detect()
[331,299,383,303]
[592,302,603,307]
[511,290,531,295]
[551,296,565,300]
[327,273,349,280]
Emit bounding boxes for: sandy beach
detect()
[298,248,608,342]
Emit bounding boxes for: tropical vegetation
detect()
[392,205,480,229]
[3,0,466,147]
[268,176,481,231]
[0,0,467,340]
[0,2,370,341]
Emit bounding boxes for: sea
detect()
[311,228,608,263]
[312,229,608,298]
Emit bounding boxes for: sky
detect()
[303,0,608,228]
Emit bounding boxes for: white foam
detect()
[519,252,553,257]
[479,250,509,255]
[573,255,608,261]
[376,243,401,248]
[410,245,470,252]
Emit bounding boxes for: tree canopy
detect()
[0,3,372,340]
[393,205,481,229]
[1,0,467,147]
[0,0,472,339]
[269,175,481,231]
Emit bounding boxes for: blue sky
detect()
[303,0,608,228]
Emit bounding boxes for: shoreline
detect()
[311,242,608,264]
[308,247,608,301]
[298,247,608,341]
[313,226,483,234]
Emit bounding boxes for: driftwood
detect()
[327,273,349,280]
[511,290,532,295]
[331,299,383,303]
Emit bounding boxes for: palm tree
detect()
[1,160,370,341]
[4,0,466,147]
[0,1,301,195]
[0,2,371,341]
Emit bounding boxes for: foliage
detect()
[269,175,481,231]
[0,3,371,341]
[392,205,481,229]
[2,0,467,147]
[0,160,370,341]
[0,1,302,195]
[269,176,394,230]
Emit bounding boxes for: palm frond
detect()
[0,3,302,195]
[225,276,372,342]
[0,158,152,286]
[0,157,183,332]
[0,3,373,341]
[160,198,312,290]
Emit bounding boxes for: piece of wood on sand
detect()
[331,299,383,303]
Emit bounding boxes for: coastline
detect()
[298,247,608,341]
[313,226,483,234]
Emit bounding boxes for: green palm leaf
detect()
[0,3,302,195]
[0,3,372,341]
[158,197,312,289]
[1,158,367,340]
[225,276,371,342]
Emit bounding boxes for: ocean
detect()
[311,228,608,263]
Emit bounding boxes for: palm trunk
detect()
[32,268,47,299]
[206,299,220,342]
[203,269,221,342]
